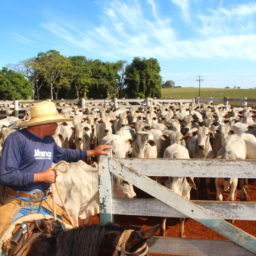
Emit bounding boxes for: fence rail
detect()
[0,97,256,119]
[99,156,256,256]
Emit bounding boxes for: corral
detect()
[1,97,256,256]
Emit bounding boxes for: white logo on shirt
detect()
[34,149,52,160]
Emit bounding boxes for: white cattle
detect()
[163,143,196,237]
[216,134,247,201]
[53,121,74,148]
[132,132,157,159]
[0,116,19,129]
[186,126,214,159]
[150,128,168,158]
[211,123,231,157]
[101,133,136,198]
[113,111,129,133]
[96,115,114,145]
[74,122,93,150]
[53,160,136,227]
[101,134,133,158]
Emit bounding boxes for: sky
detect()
[1,0,256,89]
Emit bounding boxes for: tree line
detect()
[0,50,163,100]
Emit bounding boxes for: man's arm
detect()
[86,145,112,157]
[0,134,34,187]
[34,168,57,184]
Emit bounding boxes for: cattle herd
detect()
[0,100,256,229]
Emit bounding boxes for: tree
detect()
[162,80,175,88]
[34,50,71,100]
[68,56,92,99]
[124,57,161,98]
[116,60,127,98]
[0,67,33,100]
[87,60,121,99]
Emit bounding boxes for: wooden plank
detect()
[118,158,256,178]
[247,99,256,103]
[156,99,192,103]
[108,158,256,254]
[98,155,113,224]
[148,237,255,256]
[112,198,256,220]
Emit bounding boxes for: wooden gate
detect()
[99,155,256,256]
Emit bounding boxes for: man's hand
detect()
[34,168,57,184]
[87,145,112,157]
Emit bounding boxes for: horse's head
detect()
[27,221,160,256]
[100,223,161,256]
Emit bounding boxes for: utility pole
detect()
[196,75,204,97]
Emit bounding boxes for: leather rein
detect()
[112,229,149,256]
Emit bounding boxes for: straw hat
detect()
[17,101,73,128]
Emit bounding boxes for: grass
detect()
[161,87,256,99]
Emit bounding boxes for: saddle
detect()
[2,219,62,256]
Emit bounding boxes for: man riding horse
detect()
[0,101,111,249]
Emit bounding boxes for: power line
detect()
[196,75,204,97]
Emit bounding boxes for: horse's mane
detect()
[56,223,123,256]
[28,221,125,256]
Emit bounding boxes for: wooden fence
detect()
[0,97,256,119]
[99,155,256,256]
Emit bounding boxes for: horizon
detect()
[1,0,256,89]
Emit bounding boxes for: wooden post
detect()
[14,100,19,118]
[208,96,213,105]
[195,97,200,105]
[146,97,151,107]
[113,98,118,110]
[242,97,248,108]
[98,154,113,224]
[81,98,86,109]
[224,97,229,107]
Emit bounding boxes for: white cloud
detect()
[40,0,256,62]
[13,33,34,45]
[198,3,256,36]
[170,0,190,22]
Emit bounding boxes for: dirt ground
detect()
[88,179,256,256]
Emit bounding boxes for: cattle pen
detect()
[0,96,256,119]
[99,155,256,256]
[1,97,256,256]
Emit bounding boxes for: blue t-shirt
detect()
[0,129,87,192]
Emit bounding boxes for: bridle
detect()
[112,229,149,256]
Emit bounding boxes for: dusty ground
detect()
[88,179,256,256]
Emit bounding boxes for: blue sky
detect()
[1,0,256,89]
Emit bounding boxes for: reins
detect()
[51,161,76,227]
[113,229,149,256]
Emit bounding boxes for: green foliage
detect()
[162,80,175,88]
[124,57,162,98]
[33,50,71,100]
[0,67,33,100]
[87,60,121,99]
[68,56,92,99]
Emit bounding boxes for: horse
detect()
[26,220,160,256]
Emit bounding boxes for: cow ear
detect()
[186,177,197,190]
[125,139,133,145]
[148,140,156,146]
[91,162,98,168]
[183,135,191,141]
[161,134,169,141]
[192,131,198,136]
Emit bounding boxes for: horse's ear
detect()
[136,224,161,240]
